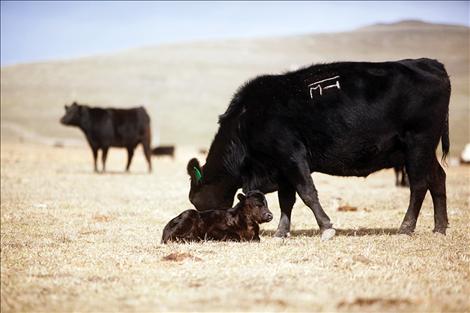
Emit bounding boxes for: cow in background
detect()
[394,166,409,187]
[152,145,175,159]
[60,102,152,173]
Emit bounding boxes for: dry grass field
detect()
[1,141,469,312]
[1,20,470,312]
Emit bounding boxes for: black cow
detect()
[152,145,175,159]
[186,58,450,240]
[394,166,409,187]
[60,102,152,173]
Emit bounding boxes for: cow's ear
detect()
[237,193,246,202]
[64,105,69,111]
[187,158,203,183]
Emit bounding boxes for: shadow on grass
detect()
[76,170,150,176]
[262,227,399,237]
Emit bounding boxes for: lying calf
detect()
[162,191,272,243]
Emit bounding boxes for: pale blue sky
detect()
[1,1,469,66]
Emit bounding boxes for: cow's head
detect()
[60,102,82,126]
[187,158,237,211]
[238,191,273,224]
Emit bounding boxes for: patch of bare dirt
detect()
[162,252,202,262]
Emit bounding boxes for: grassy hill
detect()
[1,20,469,155]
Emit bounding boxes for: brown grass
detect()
[1,141,469,312]
[162,252,202,262]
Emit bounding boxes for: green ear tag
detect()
[193,167,202,183]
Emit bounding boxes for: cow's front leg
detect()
[285,160,335,241]
[126,147,135,172]
[297,177,335,240]
[274,181,296,238]
[91,147,99,173]
[101,147,109,173]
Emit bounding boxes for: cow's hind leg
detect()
[274,181,296,238]
[429,159,448,234]
[142,140,152,173]
[102,147,109,173]
[126,147,135,172]
[162,211,201,243]
[399,182,427,234]
[399,139,433,234]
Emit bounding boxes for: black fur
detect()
[187,58,451,237]
[162,191,272,243]
[152,145,175,159]
[60,102,152,172]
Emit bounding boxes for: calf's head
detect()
[187,158,237,211]
[60,102,84,126]
[238,191,273,224]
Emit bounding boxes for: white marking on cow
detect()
[308,75,341,99]
[310,84,323,98]
[324,80,341,90]
[307,75,340,87]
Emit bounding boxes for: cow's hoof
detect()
[321,228,336,241]
[398,221,416,235]
[274,230,291,238]
[398,227,414,235]
[433,228,447,235]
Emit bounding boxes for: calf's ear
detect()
[64,105,69,110]
[237,193,246,202]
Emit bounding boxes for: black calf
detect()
[162,191,272,243]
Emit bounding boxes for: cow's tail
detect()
[441,111,450,165]
[438,60,451,166]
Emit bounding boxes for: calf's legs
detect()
[161,210,201,243]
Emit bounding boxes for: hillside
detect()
[1,20,469,155]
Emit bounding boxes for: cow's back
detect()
[230,59,450,177]
[83,106,151,148]
[109,106,151,147]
